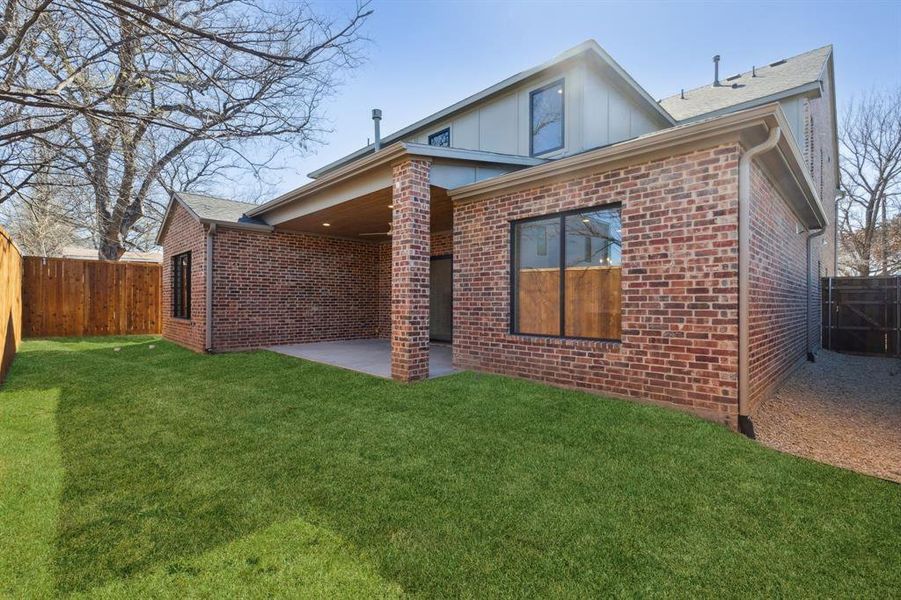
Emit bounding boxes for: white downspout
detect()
[737,126,781,436]
[205,223,216,352]
[806,227,827,361]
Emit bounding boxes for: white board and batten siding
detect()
[405,61,668,160]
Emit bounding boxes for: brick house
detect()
[157,41,838,432]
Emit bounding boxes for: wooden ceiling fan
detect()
[360,221,393,237]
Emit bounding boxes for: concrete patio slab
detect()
[268,339,456,379]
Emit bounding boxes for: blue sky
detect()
[261,0,901,196]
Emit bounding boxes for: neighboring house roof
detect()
[59,246,163,263]
[59,246,162,263]
[307,39,675,180]
[155,191,272,244]
[660,46,832,122]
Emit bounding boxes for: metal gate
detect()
[822,276,900,356]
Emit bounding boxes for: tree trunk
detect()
[98,237,125,260]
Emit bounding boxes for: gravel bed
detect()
[754,350,901,483]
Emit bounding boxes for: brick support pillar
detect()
[391,158,431,381]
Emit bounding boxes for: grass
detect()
[0,336,898,598]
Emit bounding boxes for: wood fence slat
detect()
[0,226,23,384]
[21,256,161,338]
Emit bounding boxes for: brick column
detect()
[391,158,431,381]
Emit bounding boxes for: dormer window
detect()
[530,79,564,156]
[428,128,450,147]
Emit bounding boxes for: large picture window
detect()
[512,205,621,340]
[530,79,564,156]
[172,251,191,319]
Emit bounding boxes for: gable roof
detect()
[155,192,272,244]
[307,39,675,180]
[660,46,832,122]
[175,192,264,224]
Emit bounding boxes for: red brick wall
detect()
[747,163,811,412]
[431,231,453,256]
[161,202,207,352]
[210,228,380,351]
[377,231,452,338]
[390,159,432,380]
[453,144,743,426]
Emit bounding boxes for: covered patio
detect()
[269,339,455,379]
[243,142,542,381]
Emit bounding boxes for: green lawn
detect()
[0,337,898,598]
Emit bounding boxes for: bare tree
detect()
[2,0,371,258]
[838,88,901,276]
[1,187,78,256]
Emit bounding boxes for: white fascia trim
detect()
[198,218,273,233]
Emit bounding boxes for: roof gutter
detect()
[737,125,782,437]
[198,218,272,233]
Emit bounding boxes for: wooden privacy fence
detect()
[0,226,23,384]
[22,257,162,337]
[822,276,900,356]
[517,266,622,339]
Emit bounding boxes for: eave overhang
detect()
[246,143,546,222]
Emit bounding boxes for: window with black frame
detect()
[172,252,191,319]
[512,205,621,340]
[530,79,564,156]
[428,128,450,147]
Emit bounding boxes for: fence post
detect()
[896,276,900,357]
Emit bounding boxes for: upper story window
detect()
[530,79,564,156]
[428,128,450,147]
[172,251,191,319]
[512,204,622,341]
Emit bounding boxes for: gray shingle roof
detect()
[174,191,266,225]
[660,46,832,122]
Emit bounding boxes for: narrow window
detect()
[512,205,622,340]
[530,79,564,156]
[172,251,191,319]
[428,128,450,147]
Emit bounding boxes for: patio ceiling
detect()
[276,186,453,238]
